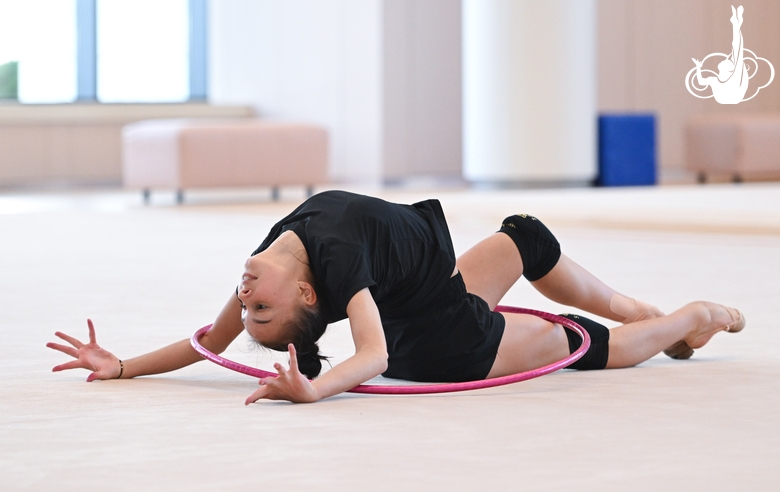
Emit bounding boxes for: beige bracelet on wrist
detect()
[117,359,124,379]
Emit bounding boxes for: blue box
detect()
[597,114,656,186]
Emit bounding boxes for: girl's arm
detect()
[120,294,245,378]
[47,293,245,380]
[311,287,388,398]
[244,287,388,404]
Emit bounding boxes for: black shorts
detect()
[381,273,506,382]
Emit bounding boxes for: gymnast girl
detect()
[47,190,745,404]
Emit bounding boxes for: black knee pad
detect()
[498,214,561,281]
[559,313,610,370]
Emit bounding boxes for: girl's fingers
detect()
[52,360,85,372]
[87,319,97,344]
[287,344,299,373]
[54,331,84,349]
[245,385,269,405]
[46,342,79,358]
[274,362,288,377]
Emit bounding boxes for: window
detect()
[97,0,189,102]
[0,0,78,103]
[0,0,206,104]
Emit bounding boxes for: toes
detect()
[726,308,745,333]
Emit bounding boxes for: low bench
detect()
[686,115,780,183]
[122,119,328,203]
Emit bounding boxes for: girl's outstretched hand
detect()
[46,319,122,381]
[245,344,320,404]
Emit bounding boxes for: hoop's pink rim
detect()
[189,305,590,395]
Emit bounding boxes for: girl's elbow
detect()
[375,351,389,373]
[200,333,230,355]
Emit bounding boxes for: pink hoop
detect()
[189,305,590,395]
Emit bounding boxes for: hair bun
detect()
[295,343,325,379]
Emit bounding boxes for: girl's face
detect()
[238,254,301,346]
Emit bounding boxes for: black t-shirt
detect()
[252,191,457,323]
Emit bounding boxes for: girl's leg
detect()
[606,301,742,368]
[457,218,662,323]
[487,301,743,378]
[456,232,524,310]
[530,254,664,323]
[486,313,570,378]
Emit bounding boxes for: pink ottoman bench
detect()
[122,119,328,203]
[686,115,780,183]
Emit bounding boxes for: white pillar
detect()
[463,0,596,182]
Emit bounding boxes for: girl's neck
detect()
[266,231,313,280]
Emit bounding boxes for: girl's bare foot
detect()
[685,301,744,349]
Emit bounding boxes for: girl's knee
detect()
[498,215,561,281]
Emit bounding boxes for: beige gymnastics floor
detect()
[1,183,779,491]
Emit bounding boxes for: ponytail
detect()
[279,304,328,379]
[295,338,328,379]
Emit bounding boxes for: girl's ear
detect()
[297,282,317,306]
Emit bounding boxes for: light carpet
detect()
[1,183,778,491]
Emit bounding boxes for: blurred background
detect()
[1,0,778,190]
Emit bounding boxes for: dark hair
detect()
[268,303,328,379]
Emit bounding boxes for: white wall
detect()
[209,0,383,183]
[208,0,463,185]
